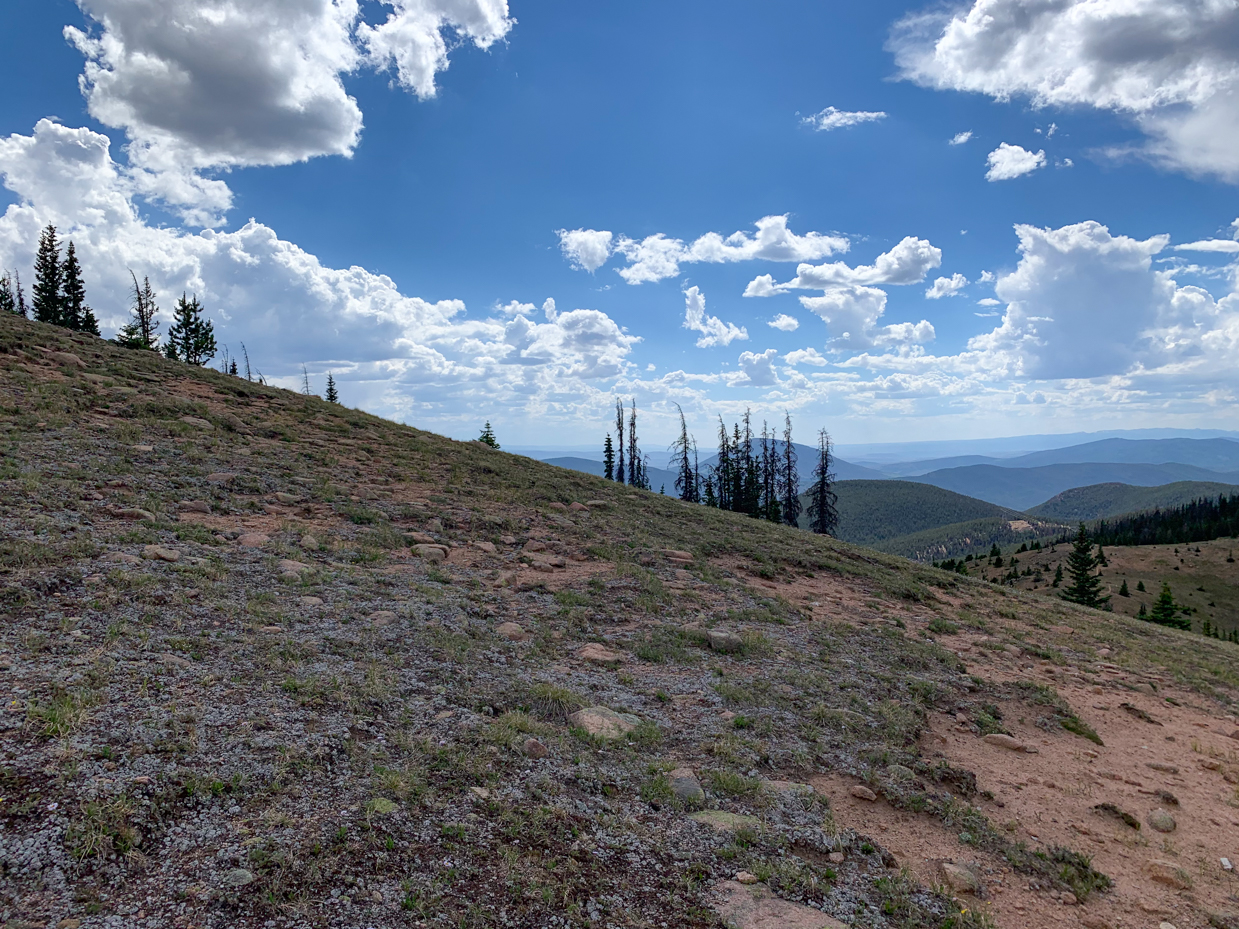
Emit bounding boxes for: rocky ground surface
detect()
[2,314,1239,929]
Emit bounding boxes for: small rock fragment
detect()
[1222,857,1233,871]
[179,500,212,514]
[102,552,142,565]
[669,768,705,804]
[298,596,324,607]
[982,733,1030,752]
[1146,859,1192,889]
[567,707,638,740]
[369,611,397,628]
[142,545,181,563]
[577,643,624,665]
[299,535,319,550]
[495,622,529,642]
[850,785,878,802]
[278,559,311,576]
[1146,808,1176,833]
[1146,761,1179,774]
[114,507,155,521]
[472,541,497,554]
[706,629,744,654]
[548,502,568,511]
[180,415,214,430]
[523,738,549,759]
[206,472,236,482]
[828,852,845,864]
[939,862,981,895]
[735,871,759,885]
[236,533,270,547]
[222,868,255,887]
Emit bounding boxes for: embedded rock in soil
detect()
[663,549,693,562]
[669,768,705,804]
[236,533,270,547]
[278,559,311,577]
[414,544,448,563]
[473,541,497,554]
[713,880,846,929]
[142,545,180,563]
[524,541,548,553]
[205,472,235,482]
[1147,808,1177,833]
[275,492,300,505]
[568,707,637,739]
[180,416,213,429]
[102,552,141,565]
[299,596,323,607]
[495,622,529,642]
[690,811,761,833]
[523,738,549,759]
[1147,859,1192,889]
[50,351,85,367]
[179,500,211,514]
[569,502,589,513]
[300,535,319,550]
[369,611,397,628]
[850,785,878,802]
[577,643,624,665]
[707,629,744,653]
[982,733,1032,752]
[939,862,981,896]
[222,868,255,886]
[407,531,436,544]
[114,507,155,521]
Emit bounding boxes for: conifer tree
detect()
[603,434,615,481]
[1148,583,1190,630]
[614,399,625,485]
[1119,579,1130,597]
[806,429,838,536]
[164,293,216,364]
[1060,524,1109,609]
[780,412,801,527]
[670,404,698,503]
[0,272,15,316]
[302,366,313,396]
[325,374,339,403]
[1052,564,1064,587]
[14,272,27,318]
[713,417,732,511]
[60,242,98,334]
[1137,580,1146,592]
[230,359,239,377]
[115,272,161,350]
[478,422,499,448]
[32,225,65,326]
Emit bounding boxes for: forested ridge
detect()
[1091,493,1239,547]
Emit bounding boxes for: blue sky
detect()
[1,0,1238,448]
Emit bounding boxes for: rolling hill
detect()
[997,437,1239,472]
[911,462,1239,511]
[541,456,679,493]
[1028,481,1239,522]
[828,480,1022,547]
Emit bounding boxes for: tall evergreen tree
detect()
[806,429,838,536]
[614,399,625,485]
[780,412,801,527]
[671,404,698,503]
[0,272,15,316]
[627,399,645,488]
[164,293,216,364]
[478,422,500,448]
[1060,524,1109,609]
[14,272,27,318]
[603,434,615,481]
[1148,583,1190,630]
[60,242,99,335]
[325,374,339,403]
[32,225,65,326]
[713,417,732,511]
[114,272,161,350]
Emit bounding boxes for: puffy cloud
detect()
[801,106,887,132]
[735,348,780,386]
[359,0,514,99]
[891,0,1239,181]
[557,228,613,272]
[976,297,1002,306]
[0,120,637,425]
[744,274,783,298]
[784,347,827,366]
[767,314,800,331]
[949,131,973,145]
[65,0,513,223]
[985,143,1045,181]
[682,286,748,348]
[776,237,942,290]
[926,273,968,299]
[564,215,848,285]
[800,285,935,351]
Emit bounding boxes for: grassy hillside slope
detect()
[3,313,1239,929]
[1027,480,1239,522]
[830,480,1021,547]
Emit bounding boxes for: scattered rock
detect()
[1093,803,1140,829]
[50,350,85,368]
[850,785,878,802]
[179,500,212,514]
[1080,917,1113,929]
[585,500,608,508]
[58,919,83,929]
[407,531,436,544]
[939,862,981,895]
[523,540,548,553]
[523,738,549,759]
[102,552,142,565]
[222,868,255,887]
[1121,703,1162,725]
[142,545,181,563]
[160,653,193,668]
[131,445,154,453]
[1146,859,1192,889]
[425,518,444,532]
[663,549,693,562]
[706,629,744,653]
[1146,761,1179,774]
[713,880,846,929]
[236,533,270,547]
[369,611,397,628]
[569,502,589,513]
[298,596,323,607]
[275,492,300,505]
[495,622,529,642]
[472,541,497,554]
[1222,857,1233,871]
[206,472,236,483]
[735,871,759,885]
[300,535,319,550]
[278,559,311,576]
[1146,808,1177,833]
[1060,891,1078,905]
[577,643,624,665]
[567,707,638,739]
[114,507,155,521]
[982,733,1032,752]
[180,415,214,430]
[548,502,568,511]
[669,768,705,804]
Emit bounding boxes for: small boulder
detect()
[425,518,444,532]
[180,415,214,430]
[1146,761,1180,774]
[179,500,212,514]
[1146,808,1177,834]
[735,871,759,885]
[369,611,397,628]
[407,531,436,544]
[568,707,638,740]
[473,541,498,554]
[102,552,142,565]
[142,545,180,563]
[523,738,550,759]
[50,350,85,368]
[524,540,548,553]
[585,500,608,508]
[299,534,319,551]
[669,768,705,804]
[707,629,744,654]
[569,502,589,513]
[222,868,255,887]
[298,596,324,607]
[982,733,1030,752]
[275,492,299,505]
[236,532,270,547]
[1146,859,1192,889]
[850,785,878,802]
[548,502,568,511]
[577,643,624,665]
[664,549,694,562]
[495,622,529,642]
[278,559,311,576]
[713,879,847,928]
[414,544,448,563]
[114,507,155,521]
[939,862,981,896]
[206,472,236,483]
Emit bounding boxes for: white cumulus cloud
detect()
[735,348,780,386]
[985,143,1046,181]
[767,314,800,331]
[784,348,827,366]
[926,273,968,299]
[769,236,943,291]
[800,285,935,351]
[891,0,1239,181]
[682,286,748,348]
[557,229,614,272]
[949,131,973,145]
[801,106,887,132]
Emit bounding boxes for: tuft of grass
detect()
[527,682,585,719]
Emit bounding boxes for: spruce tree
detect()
[1119,579,1130,597]
[614,399,625,485]
[670,404,698,503]
[780,412,801,527]
[60,242,98,334]
[1060,524,1109,609]
[1149,583,1190,630]
[15,272,27,318]
[1137,580,1146,592]
[115,273,161,350]
[1052,564,1064,587]
[325,374,339,403]
[603,434,615,481]
[478,422,499,448]
[0,272,15,315]
[806,429,838,536]
[32,225,65,326]
[713,417,732,510]
[164,293,216,364]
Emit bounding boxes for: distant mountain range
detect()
[1027,481,1239,522]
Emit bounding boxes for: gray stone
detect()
[222,868,255,887]
[939,862,981,895]
[1146,808,1177,834]
[707,629,744,653]
[669,768,705,804]
[568,707,638,740]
